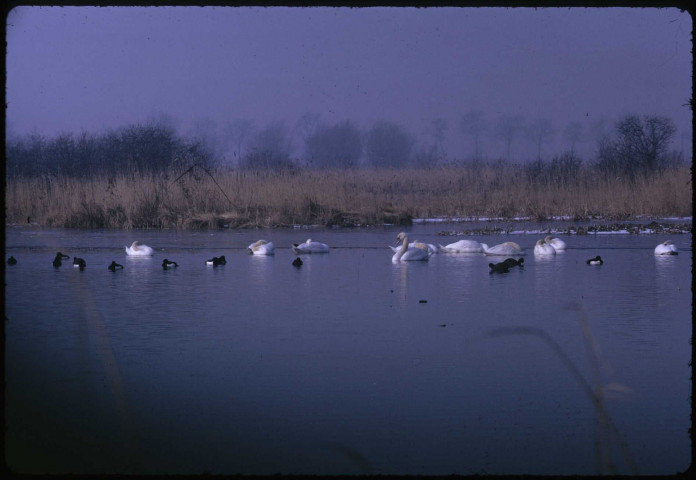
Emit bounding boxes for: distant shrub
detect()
[5,123,213,179]
[305,120,362,168]
[364,120,414,168]
[523,151,582,187]
[239,122,294,170]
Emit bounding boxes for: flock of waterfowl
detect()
[4,236,679,272]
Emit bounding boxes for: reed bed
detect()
[5,165,692,229]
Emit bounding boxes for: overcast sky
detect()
[5,6,693,161]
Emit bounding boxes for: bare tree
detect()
[242,121,294,170]
[431,118,448,161]
[679,128,692,158]
[296,112,322,144]
[294,112,322,160]
[596,114,677,176]
[188,117,222,163]
[492,115,524,162]
[146,112,181,133]
[589,116,611,143]
[460,110,487,160]
[526,118,555,160]
[563,121,584,156]
[224,119,255,165]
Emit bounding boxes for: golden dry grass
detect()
[5,165,692,229]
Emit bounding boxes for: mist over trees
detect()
[525,118,556,160]
[563,121,584,155]
[240,121,294,170]
[460,110,488,161]
[364,120,415,168]
[5,111,688,178]
[305,120,362,168]
[224,118,255,163]
[491,114,524,162]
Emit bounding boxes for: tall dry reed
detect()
[5,165,692,229]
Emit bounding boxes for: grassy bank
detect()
[5,165,692,229]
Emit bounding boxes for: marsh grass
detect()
[5,165,691,229]
[488,301,638,475]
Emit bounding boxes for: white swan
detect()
[248,240,275,255]
[480,241,525,256]
[392,232,431,263]
[534,239,556,255]
[544,235,567,251]
[412,241,438,254]
[390,241,438,254]
[292,239,329,254]
[438,239,484,253]
[654,240,678,255]
[125,241,154,256]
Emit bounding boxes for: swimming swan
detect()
[534,239,557,255]
[587,256,603,265]
[125,241,154,256]
[248,240,275,255]
[389,242,438,255]
[292,239,329,254]
[438,239,484,253]
[480,242,525,256]
[654,240,678,255]
[412,241,438,254]
[392,232,431,263]
[544,235,567,251]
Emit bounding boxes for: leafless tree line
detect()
[5,112,687,178]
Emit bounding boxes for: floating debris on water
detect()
[438,221,691,236]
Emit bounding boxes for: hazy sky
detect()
[5,6,693,160]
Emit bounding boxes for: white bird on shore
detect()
[248,240,275,255]
[292,239,329,254]
[125,241,154,256]
[544,235,567,251]
[480,241,525,256]
[438,239,484,253]
[654,240,678,255]
[392,232,431,263]
[534,239,557,255]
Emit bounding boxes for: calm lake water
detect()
[4,224,692,475]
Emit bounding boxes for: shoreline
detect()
[6,219,692,236]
